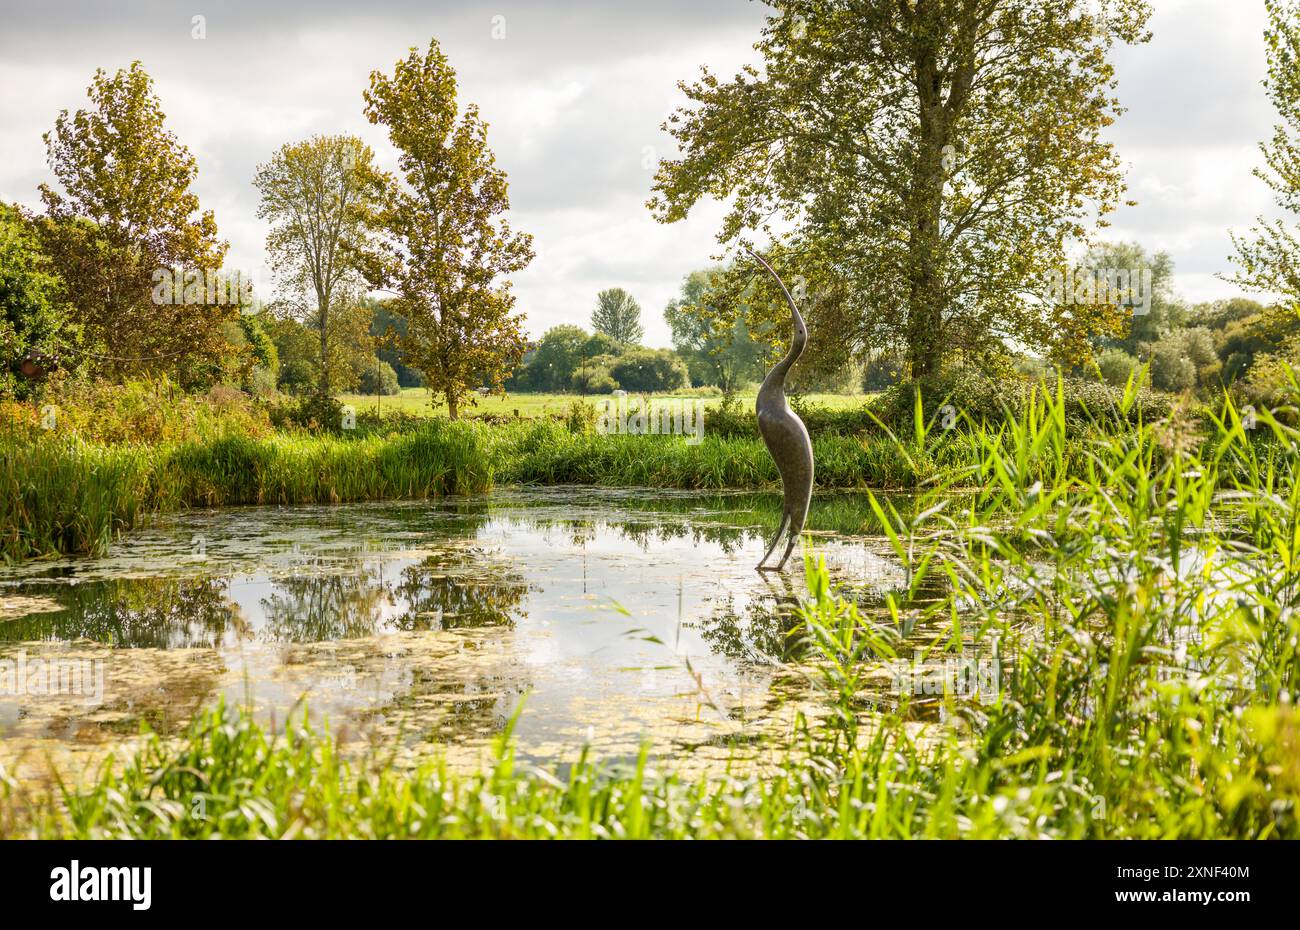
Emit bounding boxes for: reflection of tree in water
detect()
[511,514,761,556]
[362,669,526,745]
[389,547,529,631]
[502,491,902,539]
[0,577,243,648]
[614,520,756,555]
[693,576,807,665]
[259,562,395,642]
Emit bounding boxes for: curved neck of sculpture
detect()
[748,248,807,392]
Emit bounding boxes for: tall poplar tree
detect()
[254,134,382,396]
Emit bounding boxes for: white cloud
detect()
[0,0,1289,354]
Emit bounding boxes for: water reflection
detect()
[0,577,244,648]
[389,548,530,632]
[0,489,910,780]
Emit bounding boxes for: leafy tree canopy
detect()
[591,287,645,345]
[359,39,533,419]
[650,0,1152,379]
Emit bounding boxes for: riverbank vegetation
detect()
[5,381,1296,839]
[0,366,1232,564]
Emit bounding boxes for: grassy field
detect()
[337,388,873,419]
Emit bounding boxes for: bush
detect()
[570,366,618,394]
[871,367,1015,433]
[871,367,1174,434]
[608,349,689,392]
[1097,348,1139,387]
[1239,349,1299,420]
[247,365,278,397]
[289,393,348,433]
[703,395,882,439]
[1150,338,1196,393]
[565,399,597,434]
[359,360,400,396]
[277,357,317,395]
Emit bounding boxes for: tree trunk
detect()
[317,298,331,397]
[446,390,459,421]
[905,23,948,382]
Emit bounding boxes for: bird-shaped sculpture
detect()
[747,247,814,572]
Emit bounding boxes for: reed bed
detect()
[0,422,495,561]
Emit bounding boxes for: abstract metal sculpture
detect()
[748,248,814,572]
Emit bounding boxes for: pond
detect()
[0,489,919,784]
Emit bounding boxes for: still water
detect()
[0,489,909,782]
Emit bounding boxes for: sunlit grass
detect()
[337,387,872,419]
[4,372,1298,838]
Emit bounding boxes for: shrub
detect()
[1239,350,1299,421]
[359,360,400,396]
[570,366,618,394]
[871,367,1174,433]
[1097,348,1139,387]
[1150,338,1196,393]
[608,349,689,393]
[565,399,597,434]
[290,393,348,432]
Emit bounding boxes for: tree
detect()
[268,307,373,395]
[649,0,1152,379]
[1149,338,1196,394]
[0,203,72,399]
[608,348,689,392]
[237,310,279,395]
[369,298,424,387]
[664,269,762,393]
[271,321,319,394]
[1085,242,1181,358]
[522,325,590,391]
[255,134,381,397]
[40,62,230,380]
[1230,0,1300,301]
[1096,347,1139,388]
[591,288,644,345]
[360,39,534,420]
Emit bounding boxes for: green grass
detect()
[4,375,1299,838]
[0,377,1285,563]
[0,421,495,562]
[338,388,871,419]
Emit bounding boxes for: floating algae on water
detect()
[0,489,936,784]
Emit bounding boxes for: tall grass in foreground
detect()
[3,378,1298,838]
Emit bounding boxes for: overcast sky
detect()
[0,0,1284,346]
